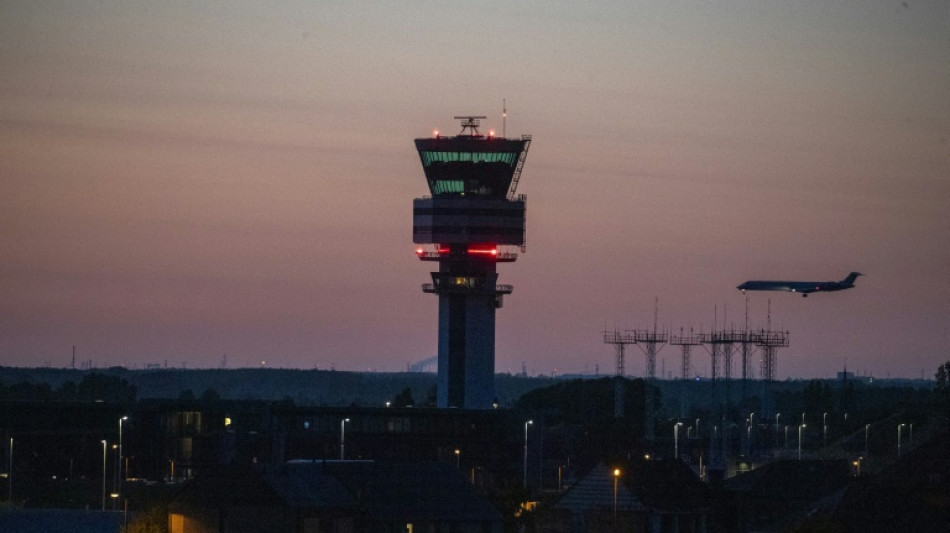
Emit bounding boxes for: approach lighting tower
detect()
[752,330,789,383]
[751,300,789,383]
[670,328,702,381]
[630,298,668,379]
[413,116,532,409]
[603,329,636,418]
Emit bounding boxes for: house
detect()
[721,459,851,532]
[552,460,713,533]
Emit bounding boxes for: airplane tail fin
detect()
[842,272,863,287]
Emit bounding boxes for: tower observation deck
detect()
[413,116,532,409]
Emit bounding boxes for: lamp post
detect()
[674,422,684,460]
[695,418,700,439]
[339,418,350,460]
[798,424,806,460]
[613,468,621,517]
[112,444,119,509]
[897,423,906,457]
[101,440,107,511]
[775,413,781,449]
[745,419,751,455]
[118,416,128,482]
[749,412,755,455]
[823,412,828,447]
[7,437,11,503]
[454,449,460,469]
[523,420,533,488]
[864,423,870,461]
[784,425,789,450]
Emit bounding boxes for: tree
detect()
[936,361,950,391]
[77,373,137,403]
[201,388,221,401]
[392,387,415,407]
[936,360,950,427]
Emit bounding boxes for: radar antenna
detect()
[454,115,487,137]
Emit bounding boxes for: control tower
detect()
[413,116,532,409]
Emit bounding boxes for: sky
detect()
[2,1,948,380]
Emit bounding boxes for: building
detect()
[552,460,715,533]
[129,400,519,486]
[167,460,503,533]
[412,116,532,409]
[721,459,851,531]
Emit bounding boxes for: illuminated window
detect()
[430,180,464,194]
[420,151,518,166]
[169,514,184,533]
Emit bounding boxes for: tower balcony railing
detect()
[422,283,513,295]
[416,250,518,262]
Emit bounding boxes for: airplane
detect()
[737,272,862,297]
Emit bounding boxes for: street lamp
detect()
[784,425,789,450]
[897,423,906,457]
[118,416,128,482]
[674,422,684,460]
[775,413,781,448]
[613,468,621,517]
[339,418,350,460]
[7,437,12,503]
[112,444,119,509]
[864,423,870,462]
[746,419,751,455]
[523,420,533,488]
[101,440,107,511]
[798,424,806,460]
[749,412,755,455]
[454,449,460,469]
[823,412,828,447]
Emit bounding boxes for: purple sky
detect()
[2,1,948,379]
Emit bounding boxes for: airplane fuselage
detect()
[737,272,862,297]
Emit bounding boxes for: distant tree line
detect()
[0,372,136,403]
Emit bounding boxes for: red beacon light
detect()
[488,129,495,138]
[433,129,439,138]
[415,247,425,256]
[467,247,499,256]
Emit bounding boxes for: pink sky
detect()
[2,1,948,379]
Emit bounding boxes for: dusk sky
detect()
[2,1,948,380]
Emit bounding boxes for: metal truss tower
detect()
[670,328,702,381]
[731,330,757,399]
[631,298,668,379]
[701,331,740,383]
[752,330,789,382]
[603,329,636,418]
[413,116,532,409]
[632,329,668,380]
[751,300,789,383]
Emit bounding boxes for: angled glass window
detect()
[420,151,519,167]
[430,179,464,195]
